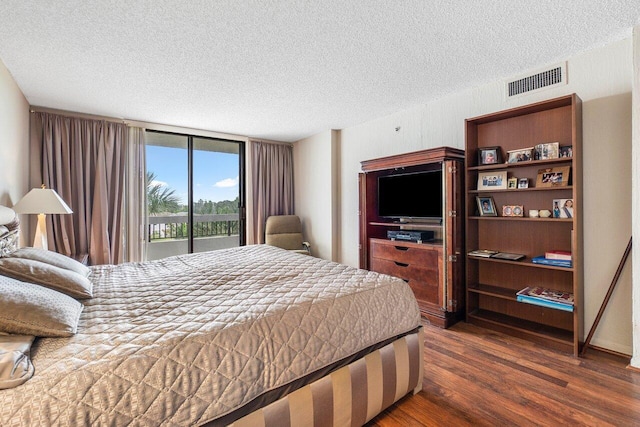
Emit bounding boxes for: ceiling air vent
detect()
[505,63,567,98]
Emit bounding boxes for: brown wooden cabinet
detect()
[464,94,583,355]
[359,147,465,328]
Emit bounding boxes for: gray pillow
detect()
[0,276,83,337]
[8,247,90,277]
[0,257,93,299]
[0,334,35,389]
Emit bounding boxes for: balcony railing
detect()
[148,213,240,242]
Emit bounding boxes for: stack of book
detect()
[467,249,497,258]
[516,286,574,312]
[531,250,572,268]
[468,249,525,261]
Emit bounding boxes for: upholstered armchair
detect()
[264,215,311,255]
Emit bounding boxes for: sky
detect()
[146,145,239,204]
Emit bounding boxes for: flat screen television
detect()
[378,169,443,220]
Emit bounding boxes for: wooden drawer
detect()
[370,257,438,285]
[370,257,439,304]
[370,240,437,266]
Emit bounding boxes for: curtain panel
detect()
[251,141,294,244]
[32,112,126,265]
[123,127,146,262]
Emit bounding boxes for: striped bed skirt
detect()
[230,327,424,427]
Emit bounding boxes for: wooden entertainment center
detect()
[359,147,465,328]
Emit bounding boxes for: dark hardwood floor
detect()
[368,321,640,426]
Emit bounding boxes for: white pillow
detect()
[0,206,15,226]
[0,335,35,389]
[8,247,91,277]
[0,258,93,299]
[0,275,83,337]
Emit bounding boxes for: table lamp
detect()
[13,185,73,250]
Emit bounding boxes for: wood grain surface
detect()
[368,321,639,426]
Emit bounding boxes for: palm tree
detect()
[146,171,181,214]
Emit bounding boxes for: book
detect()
[531,256,572,268]
[516,294,574,312]
[545,250,572,261]
[491,252,525,261]
[516,286,574,305]
[468,249,498,258]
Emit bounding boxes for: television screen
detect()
[378,170,443,219]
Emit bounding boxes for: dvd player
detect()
[387,230,435,243]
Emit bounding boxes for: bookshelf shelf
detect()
[468,157,572,171]
[468,216,573,223]
[467,310,574,352]
[469,186,573,194]
[467,256,574,272]
[465,94,583,356]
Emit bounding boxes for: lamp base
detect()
[33,213,48,250]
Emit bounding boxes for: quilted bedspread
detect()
[0,245,421,426]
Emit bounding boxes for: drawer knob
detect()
[394,246,409,251]
[394,261,409,267]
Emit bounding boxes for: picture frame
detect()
[477,170,508,190]
[506,147,534,163]
[502,205,524,217]
[517,178,529,189]
[536,166,571,188]
[478,146,502,165]
[553,199,574,218]
[560,145,573,158]
[535,142,560,160]
[507,177,518,189]
[476,196,497,216]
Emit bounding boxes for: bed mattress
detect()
[0,245,421,426]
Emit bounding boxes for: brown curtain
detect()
[33,112,126,265]
[251,141,294,244]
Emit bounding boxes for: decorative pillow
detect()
[0,258,93,299]
[0,275,83,337]
[0,334,35,389]
[0,230,19,258]
[8,247,91,277]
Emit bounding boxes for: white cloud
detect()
[149,180,168,187]
[214,176,239,188]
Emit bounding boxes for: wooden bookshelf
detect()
[464,94,583,356]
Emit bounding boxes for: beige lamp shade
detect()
[13,188,73,215]
[13,187,72,250]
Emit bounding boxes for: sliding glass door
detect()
[145,131,245,260]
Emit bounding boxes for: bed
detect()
[0,212,423,426]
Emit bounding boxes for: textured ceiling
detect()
[0,1,638,142]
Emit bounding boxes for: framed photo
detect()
[535,142,560,160]
[517,178,529,189]
[560,145,573,158]
[506,147,534,163]
[477,170,508,190]
[553,199,574,218]
[507,177,518,189]
[502,205,524,217]
[476,196,497,216]
[478,146,502,165]
[536,166,571,188]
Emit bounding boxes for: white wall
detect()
[631,26,640,368]
[293,130,339,260]
[0,58,30,245]
[324,38,634,353]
